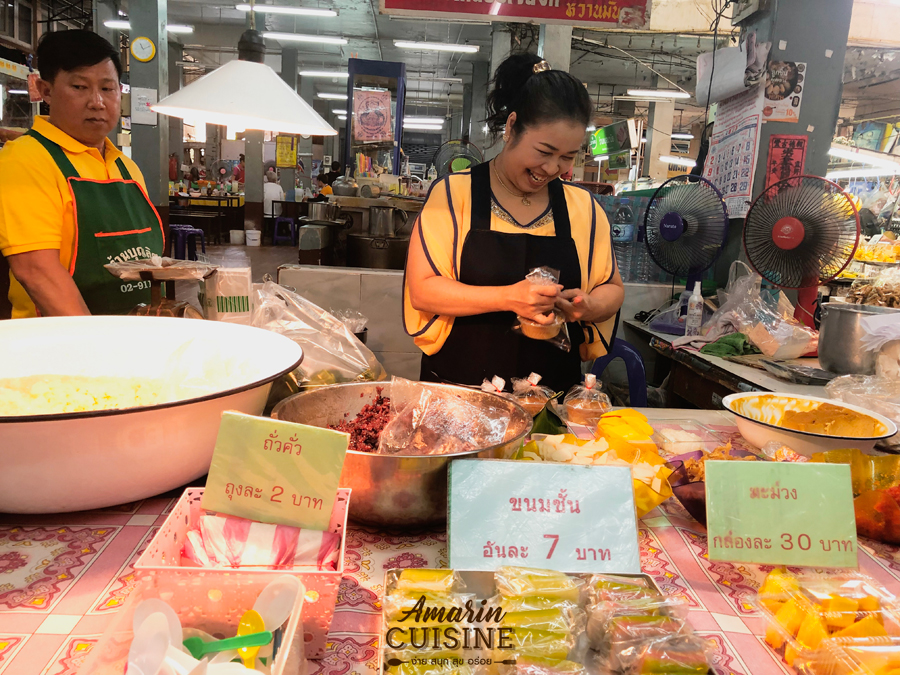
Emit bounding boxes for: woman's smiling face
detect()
[502,112,586,193]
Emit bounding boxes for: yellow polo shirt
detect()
[0,116,147,318]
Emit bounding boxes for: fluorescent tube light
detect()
[828,145,900,170]
[595,155,609,162]
[404,123,444,130]
[236,4,337,17]
[264,32,347,45]
[394,40,479,53]
[660,155,697,167]
[332,108,347,114]
[104,19,193,33]
[317,92,348,100]
[299,70,349,78]
[627,89,691,99]
[7,89,27,94]
[404,116,444,124]
[671,133,695,140]
[827,168,900,179]
[337,115,347,121]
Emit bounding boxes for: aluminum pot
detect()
[307,201,339,221]
[271,381,532,529]
[0,316,303,513]
[346,233,410,270]
[819,302,900,374]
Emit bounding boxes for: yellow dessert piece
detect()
[766,598,805,650]
[833,615,888,639]
[822,594,859,630]
[759,570,800,614]
[495,566,581,601]
[860,595,882,612]
[796,612,829,650]
[780,402,884,438]
[395,569,458,593]
[596,411,658,455]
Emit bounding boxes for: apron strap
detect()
[115,158,133,180]
[24,129,80,180]
[547,178,572,240]
[470,161,492,231]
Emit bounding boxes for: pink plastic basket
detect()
[135,486,350,659]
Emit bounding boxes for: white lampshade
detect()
[152,59,336,136]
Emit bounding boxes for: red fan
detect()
[743,175,860,329]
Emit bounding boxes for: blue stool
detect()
[590,339,648,408]
[273,217,296,246]
[169,224,206,260]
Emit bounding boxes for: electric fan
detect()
[432,140,484,178]
[744,175,860,330]
[643,174,730,334]
[209,159,234,182]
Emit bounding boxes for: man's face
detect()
[38,59,120,148]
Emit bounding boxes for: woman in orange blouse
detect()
[403,53,624,392]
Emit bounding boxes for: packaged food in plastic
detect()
[604,615,690,672]
[494,566,584,602]
[794,636,900,675]
[631,634,713,675]
[650,421,725,457]
[379,377,512,455]
[826,375,900,448]
[393,569,466,593]
[515,660,585,675]
[501,607,587,634]
[482,375,509,397]
[104,256,217,281]
[848,267,900,308]
[511,373,555,416]
[586,574,658,604]
[497,595,580,614]
[563,374,612,425]
[251,280,386,398]
[586,596,688,648]
[493,628,576,664]
[331,308,368,333]
[512,267,571,353]
[383,592,477,623]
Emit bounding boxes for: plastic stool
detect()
[273,217,296,246]
[169,224,207,260]
[590,339,648,408]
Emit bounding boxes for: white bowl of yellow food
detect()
[722,392,897,457]
[0,316,302,513]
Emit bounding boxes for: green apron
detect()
[25,129,165,315]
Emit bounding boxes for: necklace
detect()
[492,160,532,207]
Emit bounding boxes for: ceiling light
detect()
[152,29,336,136]
[586,125,596,132]
[394,40,479,53]
[332,108,347,114]
[827,168,900,179]
[104,19,193,33]
[317,92,348,100]
[404,116,444,124]
[595,155,609,162]
[404,123,444,130]
[660,155,697,167]
[626,89,691,99]
[407,76,464,84]
[299,70,349,78]
[7,89,27,94]
[828,145,900,169]
[236,4,337,17]
[338,115,347,121]
[264,32,347,45]
[672,133,694,140]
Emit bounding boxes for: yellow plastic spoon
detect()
[236,609,266,669]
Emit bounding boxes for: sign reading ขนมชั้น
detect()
[590,120,638,158]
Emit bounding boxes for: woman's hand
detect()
[505,280,562,323]
[555,288,592,323]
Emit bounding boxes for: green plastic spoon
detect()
[182,629,272,660]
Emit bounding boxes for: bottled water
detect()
[611,199,635,283]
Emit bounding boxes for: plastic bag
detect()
[513,267,571,352]
[847,267,900,308]
[630,634,713,675]
[377,377,511,455]
[200,252,253,324]
[251,280,386,395]
[331,308,368,333]
[563,374,612,425]
[481,375,510,397]
[104,255,217,281]
[512,373,555,417]
[826,374,900,447]
[494,566,584,601]
[392,568,466,593]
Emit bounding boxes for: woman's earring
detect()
[503,134,509,142]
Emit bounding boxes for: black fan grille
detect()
[744,176,859,289]
[644,175,729,277]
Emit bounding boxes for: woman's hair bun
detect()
[484,52,592,142]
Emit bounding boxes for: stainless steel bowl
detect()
[271,381,532,529]
[820,302,900,374]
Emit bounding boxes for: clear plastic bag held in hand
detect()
[512,266,571,352]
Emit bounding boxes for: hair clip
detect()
[533,60,551,74]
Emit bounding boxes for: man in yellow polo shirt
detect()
[0,30,164,319]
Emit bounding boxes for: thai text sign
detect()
[448,459,640,573]
[590,120,638,157]
[202,412,349,531]
[276,135,298,169]
[379,0,649,27]
[706,461,857,568]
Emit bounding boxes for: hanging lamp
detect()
[152,2,336,136]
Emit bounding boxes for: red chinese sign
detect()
[379,0,650,27]
[765,134,807,190]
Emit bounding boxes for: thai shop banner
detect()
[379,0,649,27]
[590,120,638,157]
[353,89,393,143]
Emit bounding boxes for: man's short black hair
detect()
[37,30,122,83]
[330,161,341,171]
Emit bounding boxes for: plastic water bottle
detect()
[611,199,635,283]
[685,281,704,337]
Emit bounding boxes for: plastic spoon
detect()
[128,612,171,675]
[253,576,301,632]
[134,598,184,651]
[236,610,266,668]
[182,630,272,660]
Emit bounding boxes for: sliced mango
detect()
[823,594,860,630]
[833,615,889,639]
[766,598,805,649]
[860,595,882,612]
[796,612,828,650]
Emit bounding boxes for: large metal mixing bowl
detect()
[271,382,532,529]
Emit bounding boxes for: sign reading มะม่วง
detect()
[706,460,858,569]
[448,459,641,573]
[379,0,649,27]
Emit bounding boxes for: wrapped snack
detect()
[494,627,575,664]
[633,634,712,675]
[511,373,555,417]
[498,595,580,614]
[495,566,584,602]
[606,615,690,672]
[564,374,612,425]
[394,569,465,593]
[502,607,587,634]
[513,267,571,352]
[587,574,658,604]
[586,596,688,648]
[482,375,510,397]
[516,660,585,675]
[383,592,476,623]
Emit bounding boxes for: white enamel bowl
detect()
[0,316,303,513]
[723,392,897,457]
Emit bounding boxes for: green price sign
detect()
[706,461,858,568]
[589,120,637,157]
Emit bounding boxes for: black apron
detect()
[420,162,583,393]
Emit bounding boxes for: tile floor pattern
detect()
[4,429,900,674]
